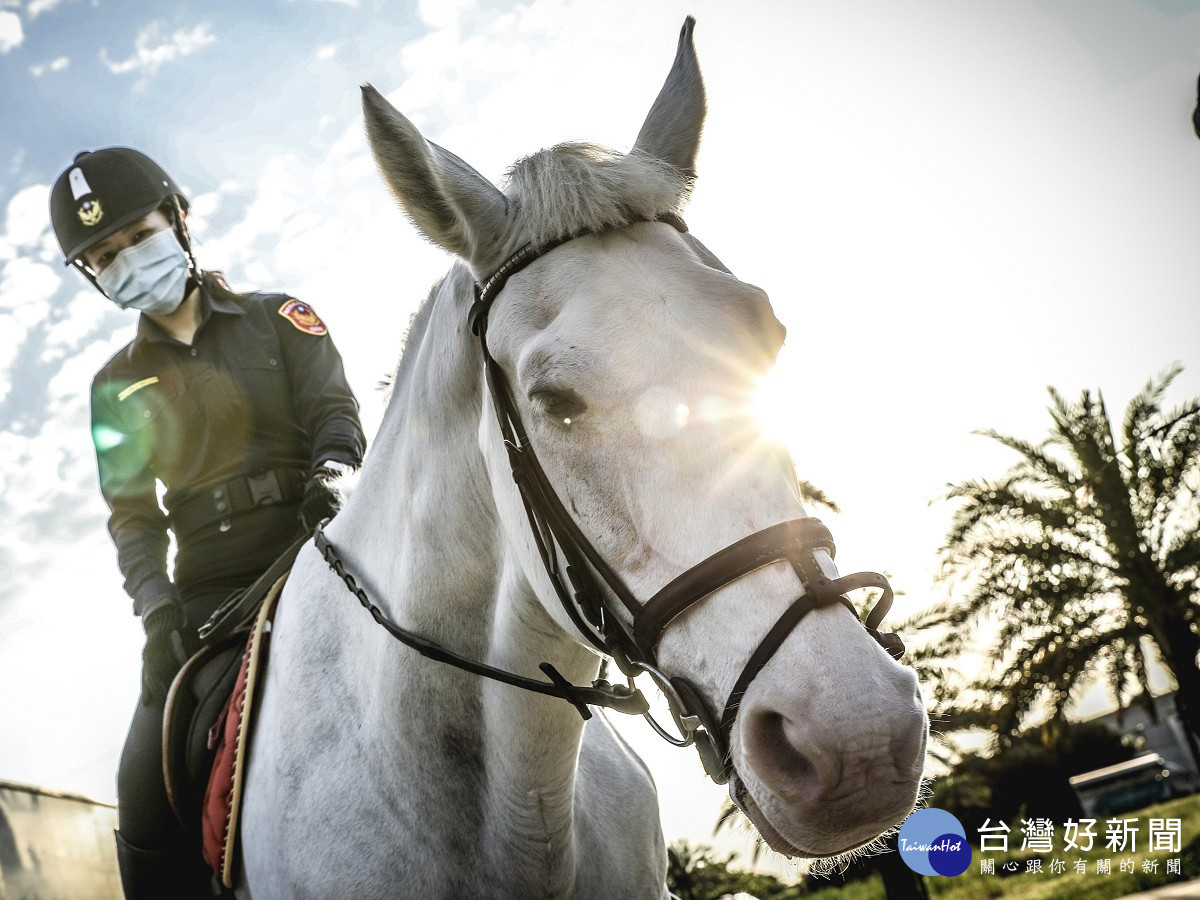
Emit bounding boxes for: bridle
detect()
[315,214,903,786]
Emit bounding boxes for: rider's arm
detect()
[272,298,366,472]
[91,377,179,619]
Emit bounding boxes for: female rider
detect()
[50,147,366,898]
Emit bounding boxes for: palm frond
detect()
[934,368,1200,743]
[974,429,1079,488]
[1122,363,1182,454]
[797,479,839,513]
[1164,535,1200,586]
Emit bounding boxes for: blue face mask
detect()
[96,228,190,315]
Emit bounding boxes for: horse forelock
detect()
[503,143,693,249]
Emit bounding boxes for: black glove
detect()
[141,603,187,707]
[300,471,342,530]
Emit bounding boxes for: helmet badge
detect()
[78,198,104,227]
[68,167,104,227]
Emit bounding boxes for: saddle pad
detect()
[162,635,244,829]
[201,573,286,888]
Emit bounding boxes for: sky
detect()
[1,0,1199,876]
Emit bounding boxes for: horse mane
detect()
[503,143,693,249]
[379,266,469,407]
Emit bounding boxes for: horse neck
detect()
[329,267,600,890]
[334,270,497,646]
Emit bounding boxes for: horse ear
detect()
[362,85,510,272]
[632,17,706,179]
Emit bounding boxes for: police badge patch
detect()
[78,198,103,227]
[277,299,328,335]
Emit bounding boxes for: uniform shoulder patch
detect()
[277,299,327,336]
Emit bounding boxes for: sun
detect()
[750,357,801,449]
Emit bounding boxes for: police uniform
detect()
[92,282,364,621]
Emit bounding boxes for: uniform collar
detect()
[135,282,245,345]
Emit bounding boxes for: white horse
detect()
[239,19,927,899]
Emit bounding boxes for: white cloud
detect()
[0,259,60,386]
[7,147,25,178]
[0,10,23,53]
[101,21,215,78]
[0,315,25,403]
[0,203,63,399]
[184,189,221,238]
[44,335,111,416]
[29,53,68,76]
[27,0,63,17]
[315,42,337,60]
[40,289,110,364]
[0,258,58,314]
[4,184,51,249]
[416,0,469,30]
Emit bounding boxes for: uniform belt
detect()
[169,468,307,541]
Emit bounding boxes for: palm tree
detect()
[912,364,1200,743]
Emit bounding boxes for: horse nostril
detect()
[742,709,840,805]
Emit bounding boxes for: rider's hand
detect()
[141,603,187,707]
[300,469,343,531]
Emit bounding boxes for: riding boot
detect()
[114,829,212,899]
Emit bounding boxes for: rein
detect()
[312,523,648,718]
[317,215,904,786]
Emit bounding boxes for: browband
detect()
[469,212,688,335]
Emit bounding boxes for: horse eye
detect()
[530,389,586,424]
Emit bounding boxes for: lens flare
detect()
[750,362,796,448]
[91,424,126,452]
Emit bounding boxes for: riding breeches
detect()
[116,581,242,849]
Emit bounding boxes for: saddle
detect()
[162,531,308,889]
[163,575,285,889]
[162,630,246,830]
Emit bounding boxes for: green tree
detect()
[931,720,1134,832]
[664,841,790,899]
[912,365,1200,742]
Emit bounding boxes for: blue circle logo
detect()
[897,808,971,876]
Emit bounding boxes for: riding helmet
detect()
[49,147,189,264]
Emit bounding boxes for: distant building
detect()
[1068,753,1172,817]
[0,781,120,899]
[1068,691,1200,814]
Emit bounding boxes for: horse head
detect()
[361,18,927,860]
